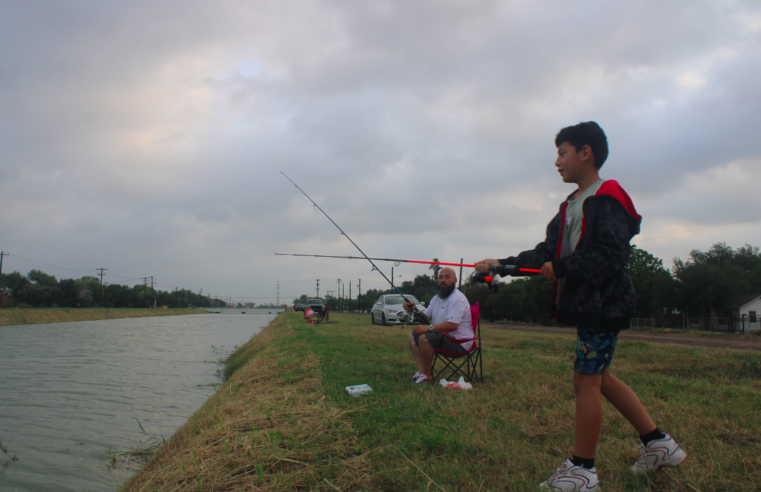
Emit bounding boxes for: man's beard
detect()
[437,283,456,299]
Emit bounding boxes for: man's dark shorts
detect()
[574,327,620,375]
[411,331,467,354]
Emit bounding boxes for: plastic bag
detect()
[438,376,473,390]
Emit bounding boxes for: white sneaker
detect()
[539,459,600,491]
[630,434,687,475]
[410,371,421,381]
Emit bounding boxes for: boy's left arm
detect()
[550,198,633,285]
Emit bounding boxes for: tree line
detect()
[291,242,761,323]
[0,270,228,309]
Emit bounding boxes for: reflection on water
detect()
[0,309,280,491]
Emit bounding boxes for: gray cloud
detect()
[1,0,760,301]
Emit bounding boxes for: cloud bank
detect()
[1,0,759,301]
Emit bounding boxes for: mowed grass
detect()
[291,312,761,491]
[124,311,761,491]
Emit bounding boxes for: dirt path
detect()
[483,323,761,352]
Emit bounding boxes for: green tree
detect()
[1,271,30,303]
[27,269,59,288]
[671,242,758,323]
[59,278,84,307]
[292,294,309,305]
[625,246,673,316]
[461,275,553,323]
[16,284,63,307]
[429,259,441,282]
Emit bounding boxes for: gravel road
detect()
[483,323,761,352]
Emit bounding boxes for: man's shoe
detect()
[412,374,432,385]
[410,371,422,381]
[630,434,687,475]
[539,459,600,491]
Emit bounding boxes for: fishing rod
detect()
[275,253,541,287]
[280,172,431,325]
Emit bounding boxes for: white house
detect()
[725,293,761,332]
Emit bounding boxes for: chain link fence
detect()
[630,314,761,333]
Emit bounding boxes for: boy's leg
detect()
[600,366,688,475]
[539,327,614,490]
[571,327,620,460]
[573,372,603,459]
[600,368,656,434]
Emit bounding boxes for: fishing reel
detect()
[470,264,536,290]
[399,304,430,329]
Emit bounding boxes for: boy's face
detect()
[555,141,594,184]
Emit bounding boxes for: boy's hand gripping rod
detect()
[280,173,431,325]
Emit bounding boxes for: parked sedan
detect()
[371,294,425,325]
[294,304,306,312]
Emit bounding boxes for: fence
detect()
[631,314,761,333]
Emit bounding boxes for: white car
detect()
[371,294,425,325]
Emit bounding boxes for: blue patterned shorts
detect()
[574,327,620,375]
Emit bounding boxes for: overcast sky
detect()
[1,0,760,303]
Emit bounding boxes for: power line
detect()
[6,253,94,272]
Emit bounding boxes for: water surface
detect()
[0,308,280,491]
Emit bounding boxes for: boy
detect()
[475,122,686,491]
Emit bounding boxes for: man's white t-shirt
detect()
[423,289,474,350]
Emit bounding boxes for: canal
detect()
[0,309,280,491]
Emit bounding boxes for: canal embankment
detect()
[0,307,208,326]
[120,311,365,491]
[121,311,761,491]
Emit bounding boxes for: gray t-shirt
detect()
[564,180,604,252]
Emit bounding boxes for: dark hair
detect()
[555,121,608,169]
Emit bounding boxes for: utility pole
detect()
[336,279,341,310]
[357,278,361,313]
[97,268,108,307]
[141,277,150,308]
[316,279,320,298]
[0,251,8,280]
[0,252,9,305]
[391,267,394,289]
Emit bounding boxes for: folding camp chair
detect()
[304,304,330,324]
[431,302,483,383]
[314,304,330,324]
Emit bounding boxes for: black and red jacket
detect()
[498,180,641,331]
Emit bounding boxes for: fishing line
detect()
[275,253,541,273]
[280,172,431,325]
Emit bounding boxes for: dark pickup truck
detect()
[306,298,325,314]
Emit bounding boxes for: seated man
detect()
[404,267,473,384]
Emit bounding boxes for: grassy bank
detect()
[123,312,761,491]
[0,307,208,326]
